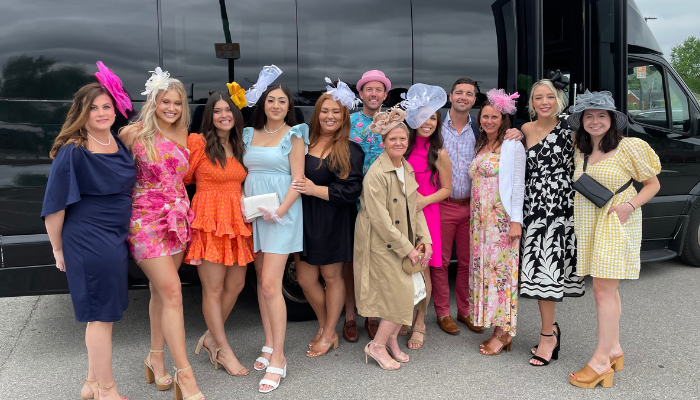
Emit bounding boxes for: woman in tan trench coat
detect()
[354,107,432,371]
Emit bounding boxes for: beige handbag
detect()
[402,243,427,275]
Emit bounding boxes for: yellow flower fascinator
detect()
[227,82,247,109]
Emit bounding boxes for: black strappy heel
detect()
[531,322,560,354]
[530,323,561,367]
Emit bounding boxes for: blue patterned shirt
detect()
[349,111,384,175]
[443,111,477,199]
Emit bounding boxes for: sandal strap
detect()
[261,346,273,354]
[411,325,426,334]
[530,355,550,365]
[259,379,279,389]
[255,357,270,367]
[174,365,192,374]
[540,332,555,337]
[149,349,165,353]
[98,381,115,390]
[266,366,285,376]
[369,340,385,348]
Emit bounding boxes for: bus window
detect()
[627,61,668,129]
[668,76,691,133]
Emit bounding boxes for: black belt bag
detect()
[573,154,633,208]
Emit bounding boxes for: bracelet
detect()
[627,201,636,210]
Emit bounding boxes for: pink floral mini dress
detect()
[128,130,194,263]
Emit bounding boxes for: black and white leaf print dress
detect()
[520,117,585,301]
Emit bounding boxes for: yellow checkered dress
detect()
[573,138,660,279]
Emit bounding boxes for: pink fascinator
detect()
[486,88,519,115]
[95,61,132,118]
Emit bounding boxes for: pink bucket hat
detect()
[356,70,391,92]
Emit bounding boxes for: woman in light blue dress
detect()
[242,83,308,394]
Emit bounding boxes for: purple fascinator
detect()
[95,61,132,118]
[486,88,519,115]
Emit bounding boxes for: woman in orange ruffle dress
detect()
[185,90,254,377]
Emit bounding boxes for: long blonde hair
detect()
[50,83,115,159]
[527,79,566,119]
[127,79,190,160]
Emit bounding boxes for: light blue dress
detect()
[243,124,309,254]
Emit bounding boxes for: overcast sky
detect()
[634,0,698,59]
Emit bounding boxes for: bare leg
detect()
[253,252,274,370]
[343,261,356,322]
[530,300,557,365]
[409,271,431,348]
[80,325,96,399]
[296,256,326,343]
[140,253,201,398]
[319,263,345,342]
[571,278,619,379]
[203,262,247,353]
[198,260,247,375]
[258,253,289,392]
[86,321,124,400]
[367,320,401,368]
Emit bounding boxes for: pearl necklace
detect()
[87,131,111,146]
[264,122,287,134]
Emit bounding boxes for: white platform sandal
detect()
[254,346,273,371]
[258,364,286,394]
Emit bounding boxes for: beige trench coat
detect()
[353,151,432,325]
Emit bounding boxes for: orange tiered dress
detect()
[184,133,255,266]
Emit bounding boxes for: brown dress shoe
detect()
[457,314,485,333]
[343,319,358,342]
[437,316,460,335]
[365,318,379,340]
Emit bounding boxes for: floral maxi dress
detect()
[468,152,519,336]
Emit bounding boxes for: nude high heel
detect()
[194,331,217,366]
[81,378,97,400]
[144,349,173,391]
[364,341,400,370]
[173,365,205,400]
[386,334,409,362]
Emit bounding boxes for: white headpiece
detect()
[244,65,283,107]
[324,77,361,110]
[141,67,173,104]
[400,84,447,129]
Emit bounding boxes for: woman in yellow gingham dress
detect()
[567,91,660,389]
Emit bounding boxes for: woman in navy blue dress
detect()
[42,75,135,400]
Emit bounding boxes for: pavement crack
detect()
[0,296,41,375]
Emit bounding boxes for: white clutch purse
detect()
[243,193,280,219]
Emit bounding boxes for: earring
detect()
[479,126,484,133]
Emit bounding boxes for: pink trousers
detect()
[430,200,471,317]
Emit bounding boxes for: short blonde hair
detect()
[528,79,566,119]
[382,122,410,143]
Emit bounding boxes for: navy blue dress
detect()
[41,133,136,322]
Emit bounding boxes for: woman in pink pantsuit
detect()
[403,85,451,349]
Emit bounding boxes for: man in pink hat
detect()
[343,70,391,343]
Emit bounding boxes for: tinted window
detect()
[412,0,499,103]
[161,0,298,104]
[0,0,158,100]
[627,60,667,129]
[296,0,411,106]
[668,76,691,133]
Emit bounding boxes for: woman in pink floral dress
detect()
[120,69,204,400]
[468,91,525,357]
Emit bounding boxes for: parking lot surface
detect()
[0,260,698,399]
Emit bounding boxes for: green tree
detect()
[670,36,700,94]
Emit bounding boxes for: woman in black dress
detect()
[520,76,585,366]
[43,77,135,400]
[292,90,364,357]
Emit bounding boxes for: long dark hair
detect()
[51,83,115,159]
[199,92,245,169]
[474,100,511,154]
[573,110,623,155]
[405,111,444,186]
[309,94,352,179]
[251,84,297,130]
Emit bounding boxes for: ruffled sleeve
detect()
[41,145,82,218]
[242,127,254,146]
[619,138,661,182]
[279,123,309,156]
[328,141,365,206]
[184,133,206,185]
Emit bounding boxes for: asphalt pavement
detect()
[0,259,698,400]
